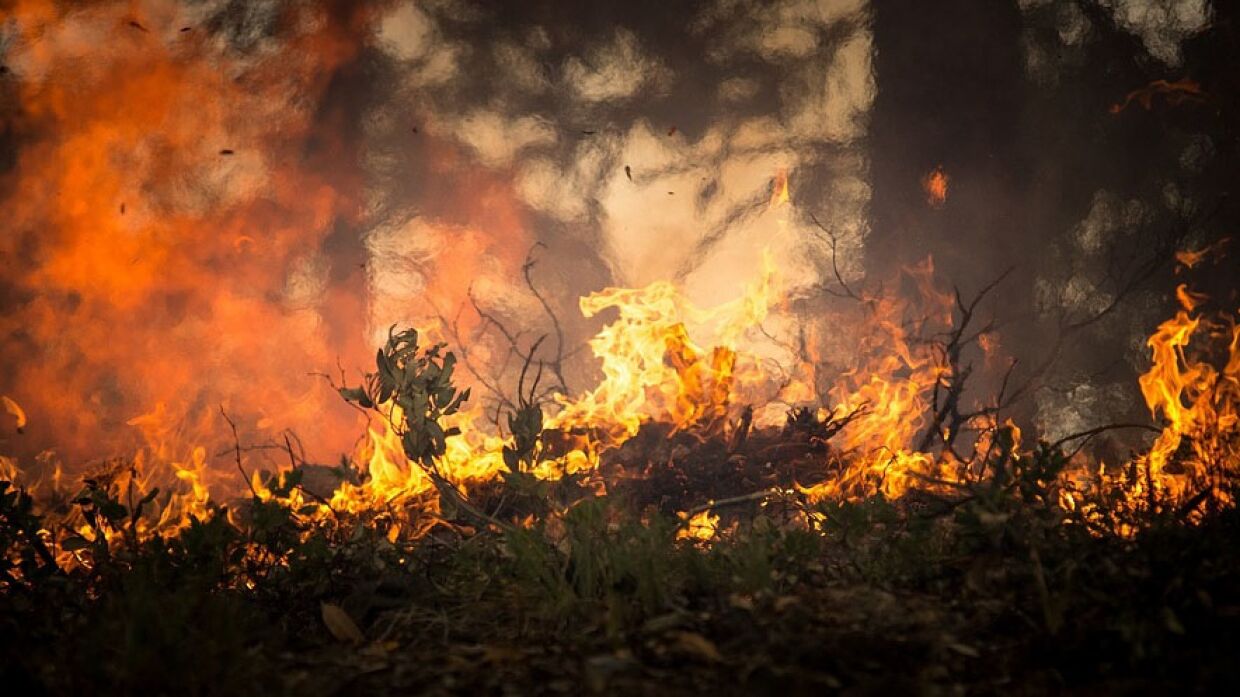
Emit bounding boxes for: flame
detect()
[1110,78,1206,114]
[0,0,379,469]
[548,251,775,444]
[3,234,1237,550]
[1136,308,1240,509]
[769,169,790,209]
[0,10,1236,553]
[677,509,720,541]
[328,254,1236,542]
[1176,284,1209,312]
[1176,249,1206,269]
[922,166,949,208]
[314,248,778,529]
[798,259,961,500]
[2,397,27,433]
[1174,239,1229,274]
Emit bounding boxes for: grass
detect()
[4,329,1237,694]
[3,451,1239,696]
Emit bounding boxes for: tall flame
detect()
[549,251,775,444]
[1137,305,1240,508]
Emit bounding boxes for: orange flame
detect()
[922,166,949,208]
[1136,308,1239,510]
[549,251,775,445]
[0,0,379,470]
[0,12,1236,553]
[2,397,26,433]
[769,169,790,209]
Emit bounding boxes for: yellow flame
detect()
[548,250,776,444]
[677,509,720,541]
[1136,308,1240,508]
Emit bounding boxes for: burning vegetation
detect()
[2,1,1240,695]
[3,234,1238,693]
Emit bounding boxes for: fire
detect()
[1110,78,1206,114]
[3,233,1237,551]
[315,249,778,529]
[0,7,1236,557]
[548,251,775,444]
[2,397,26,433]
[329,404,510,528]
[1175,238,1229,273]
[677,509,720,541]
[1176,284,1210,312]
[922,165,949,208]
[0,0,379,469]
[1136,306,1239,510]
[1176,249,1207,269]
[769,169,790,209]
[798,259,960,501]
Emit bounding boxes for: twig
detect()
[680,488,783,522]
[807,212,862,302]
[425,470,516,534]
[523,243,571,394]
[1049,422,1162,460]
[1061,198,1221,333]
[916,267,1013,453]
[219,406,259,498]
[436,298,517,415]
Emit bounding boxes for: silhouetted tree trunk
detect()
[867,0,1029,280]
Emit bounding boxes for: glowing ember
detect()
[922,166,949,208]
[2,397,26,433]
[1110,78,1207,114]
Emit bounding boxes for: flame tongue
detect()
[1137,307,1240,506]
[2,397,27,433]
[548,252,775,445]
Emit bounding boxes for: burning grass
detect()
[2,257,1239,694]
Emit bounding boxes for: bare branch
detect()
[523,243,571,394]
[219,406,259,498]
[807,212,863,302]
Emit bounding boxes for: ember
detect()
[923,165,949,208]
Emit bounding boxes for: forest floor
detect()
[3,421,1239,696]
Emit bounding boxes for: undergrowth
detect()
[2,328,1237,695]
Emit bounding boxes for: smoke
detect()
[9,0,1218,479]
[359,0,878,404]
[0,0,881,471]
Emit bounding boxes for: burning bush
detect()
[3,249,1239,693]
